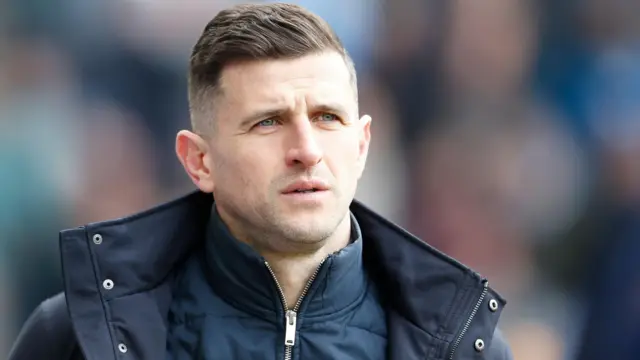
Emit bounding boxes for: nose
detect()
[285,119,323,168]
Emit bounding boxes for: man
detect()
[9,3,512,359]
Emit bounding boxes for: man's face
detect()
[204,51,370,250]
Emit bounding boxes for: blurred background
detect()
[1,0,639,359]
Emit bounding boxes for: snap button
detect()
[489,299,499,312]
[474,338,485,352]
[103,279,114,290]
[118,343,128,353]
[92,234,102,245]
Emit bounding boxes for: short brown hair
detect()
[188,3,357,133]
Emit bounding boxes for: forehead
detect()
[216,52,356,116]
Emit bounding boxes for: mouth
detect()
[290,188,321,194]
[282,179,330,195]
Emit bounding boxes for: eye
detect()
[256,118,278,127]
[317,113,339,122]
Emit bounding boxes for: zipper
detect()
[266,258,327,360]
[448,281,489,360]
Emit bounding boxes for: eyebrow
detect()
[310,102,349,117]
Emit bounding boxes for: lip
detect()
[281,179,330,194]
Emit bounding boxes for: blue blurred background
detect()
[1,0,639,359]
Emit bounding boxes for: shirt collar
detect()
[203,205,367,320]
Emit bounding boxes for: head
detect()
[176,3,371,253]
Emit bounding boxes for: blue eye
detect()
[319,113,339,122]
[257,118,277,127]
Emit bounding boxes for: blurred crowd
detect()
[1,0,639,359]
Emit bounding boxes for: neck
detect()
[262,215,352,309]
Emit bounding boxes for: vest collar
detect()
[204,205,367,319]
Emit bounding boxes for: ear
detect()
[356,114,372,179]
[176,130,215,193]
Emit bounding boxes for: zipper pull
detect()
[284,310,297,346]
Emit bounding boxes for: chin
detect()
[275,219,335,243]
[283,213,348,241]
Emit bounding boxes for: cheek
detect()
[322,133,362,177]
[212,144,274,194]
